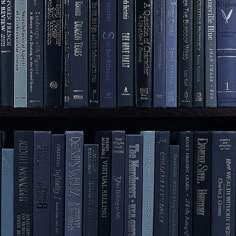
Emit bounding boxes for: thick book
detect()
[154,131,170,236]
[14,131,34,236]
[100,0,117,107]
[1,149,14,236]
[33,131,51,236]
[212,131,236,236]
[14,0,27,107]
[44,0,63,107]
[50,134,65,236]
[0,0,14,107]
[135,0,153,107]
[205,0,217,107]
[177,0,193,107]
[111,131,125,236]
[65,131,84,236]
[124,134,143,236]
[117,0,134,107]
[193,132,211,236]
[96,131,112,236]
[217,0,236,107]
[141,131,155,236]
[83,144,99,236]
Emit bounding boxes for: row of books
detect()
[1,130,235,235]
[1,0,236,108]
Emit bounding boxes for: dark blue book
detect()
[83,144,99,236]
[64,131,84,236]
[0,132,2,229]
[117,0,134,107]
[193,132,211,236]
[168,145,179,236]
[111,131,125,236]
[212,131,236,236]
[100,0,117,108]
[217,0,236,107]
[0,0,14,107]
[27,0,44,108]
[50,134,65,236]
[33,131,51,236]
[96,131,112,236]
[124,134,143,236]
[154,131,170,236]
[14,131,34,236]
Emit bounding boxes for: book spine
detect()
[205,0,217,107]
[89,0,100,106]
[14,131,33,236]
[154,131,170,236]
[135,0,153,107]
[0,0,14,107]
[1,149,14,236]
[193,132,211,236]
[65,131,84,236]
[27,0,44,108]
[96,131,112,236]
[124,134,143,236]
[193,0,204,107]
[68,0,88,107]
[117,0,134,107]
[217,0,236,107]
[0,132,1,228]
[168,145,180,236]
[111,131,125,236]
[44,0,63,107]
[166,0,177,107]
[100,0,117,108]
[141,131,155,236]
[50,134,65,236]
[14,0,27,107]
[177,0,193,107]
[33,131,51,236]
[83,144,99,236]
[154,0,166,107]
[212,131,236,236]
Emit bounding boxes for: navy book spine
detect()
[154,131,170,236]
[100,0,117,108]
[154,0,166,107]
[212,131,236,236]
[0,132,2,228]
[44,0,63,107]
[0,0,14,107]
[89,0,100,106]
[96,131,112,236]
[217,0,236,107]
[50,134,65,236]
[111,131,125,236]
[117,0,134,107]
[14,131,33,236]
[135,0,153,107]
[65,131,84,236]
[193,132,211,236]
[33,131,51,236]
[83,144,99,236]
[124,134,143,236]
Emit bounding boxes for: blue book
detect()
[33,131,51,236]
[124,134,143,236]
[100,0,117,107]
[217,0,236,106]
[111,131,125,236]
[1,149,14,236]
[65,131,84,236]
[50,134,65,236]
[141,131,155,236]
[212,131,236,236]
[14,0,27,107]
